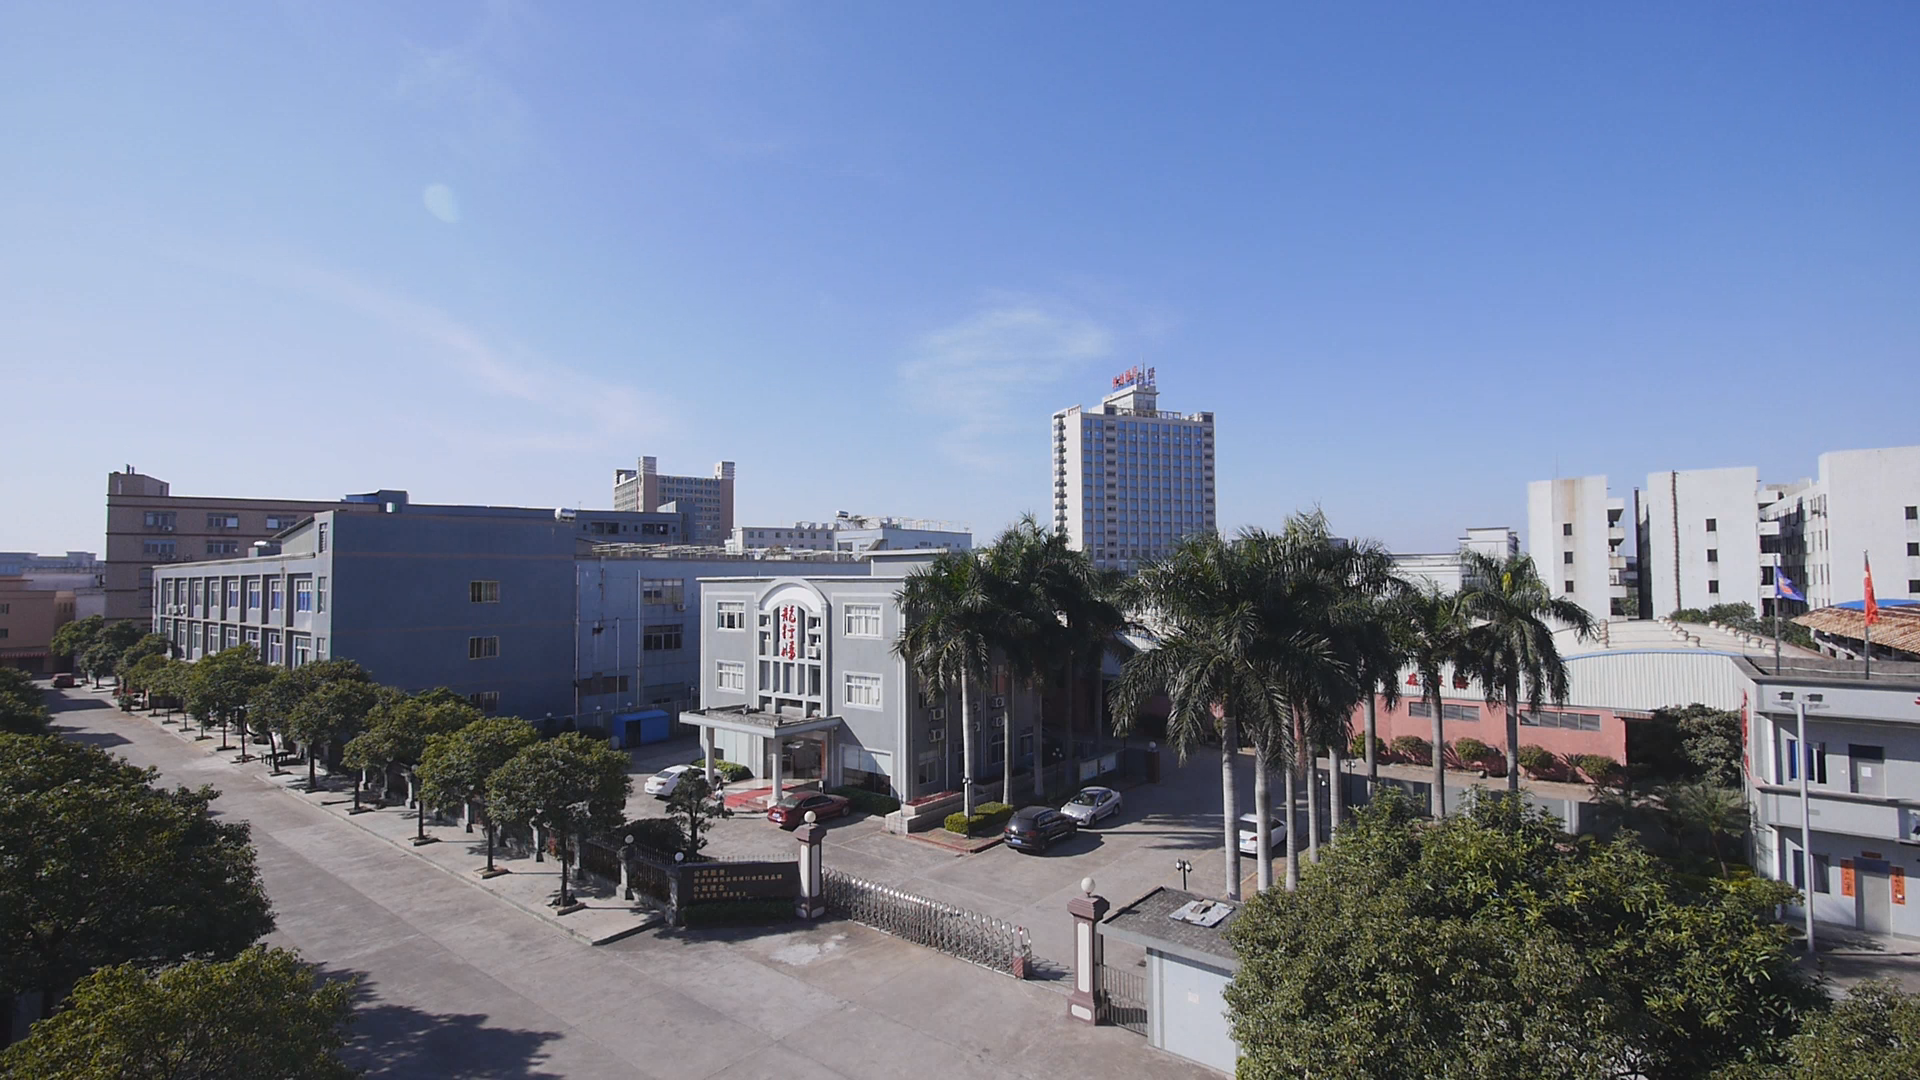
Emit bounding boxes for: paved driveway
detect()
[44,690,1215,1080]
[626,734,1264,965]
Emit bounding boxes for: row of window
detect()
[714,601,882,638]
[159,574,323,618]
[712,660,881,708]
[142,511,301,531]
[1407,701,1482,722]
[163,619,324,667]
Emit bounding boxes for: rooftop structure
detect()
[612,456,735,546]
[728,512,971,556]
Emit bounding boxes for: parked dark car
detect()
[767,791,850,827]
[1004,806,1078,853]
[51,673,76,688]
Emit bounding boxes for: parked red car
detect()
[767,791,850,827]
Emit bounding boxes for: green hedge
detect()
[1517,744,1558,773]
[689,757,754,783]
[1390,735,1431,762]
[1349,732,1386,760]
[682,898,794,928]
[827,786,900,816]
[1452,737,1493,764]
[945,801,1015,836]
[1571,753,1621,782]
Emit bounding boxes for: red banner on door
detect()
[1840,860,1856,898]
[1894,868,1907,906]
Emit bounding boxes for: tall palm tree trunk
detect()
[959,680,977,816]
[1252,731,1273,892]
[1220,715,1241,902]
[1505,683,1521,792]
[1283,754,1300,891]
[1429,686,1447,818]
[1001,693,1013,804]
[1297,710,1321,863]
[1364,695,1379,798]
[1327,739,1346,833]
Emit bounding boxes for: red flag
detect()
[1864,555,1879,627]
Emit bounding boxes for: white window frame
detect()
[716,601,746,630]
[715,660,746,692]
[843,672,883,710]
[843,603,883,638]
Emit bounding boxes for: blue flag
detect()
[1775,569,1805,604]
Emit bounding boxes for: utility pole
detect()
[1797,700,1816,956]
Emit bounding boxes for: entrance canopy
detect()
[678,704,842,738]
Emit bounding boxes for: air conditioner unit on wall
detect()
[929,727,945,743]
[930,707,945,721]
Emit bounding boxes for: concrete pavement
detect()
[46,689,1214,1080]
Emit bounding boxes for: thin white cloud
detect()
[394,0,533,162]
[900,302,1113,468]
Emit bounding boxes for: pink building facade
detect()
[1351,679,1629,766]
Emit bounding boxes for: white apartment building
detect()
[1391,527,1518,593]
[1639,466,1769,620]
[1052,369,1216,572]
[1764,446,1920,611]
[1527,476,1635,622]
[727,514,971,556]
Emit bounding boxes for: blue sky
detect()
[3,3,1916,556]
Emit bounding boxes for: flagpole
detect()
[1863,550,1872,682]
[1773,597,1782,675]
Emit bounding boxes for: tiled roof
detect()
[1101,887,1240,969]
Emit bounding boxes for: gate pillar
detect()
[795,810,826,919]
[1067,876,1109,1024]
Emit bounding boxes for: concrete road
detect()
[44,689,1213,1080]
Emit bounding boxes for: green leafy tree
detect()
[291,680,389,792]
[486,733,633,907]
[149,657,191,722]
[343,690,477,834]
[1458,551,1597,791]
[1226,791,1818,1080]
[0,946,356,1080]
[665,769,732,861]
[77,620,146,689]
[113,632,171,686]
[415,715,539,873]
[1658,779,1750,878]
[0,735,275,1014]
[48,615,103,676]
[122,653,172,713]
[250,659,372,773]
[895,551,995,816]
[186,646,277,753]
[0,667,50,736]
[1718,979,1920,1079]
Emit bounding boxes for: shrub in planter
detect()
[689,757,753,783]
[827,786,900,816]
[1571,754,1621,783]
[1516,744,1558,776]
[1349,732,1386,760]
[617,817,685,856]
[944,801,1017,836]
[1390,735,1431,763]
[1452,737,1493,767]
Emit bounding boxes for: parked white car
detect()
[1237,812,1286,855]
[1060,786,1123,826]
[644,764,696,799]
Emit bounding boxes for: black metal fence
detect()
[822,868,1032,978]
[1096,961,1149,1035]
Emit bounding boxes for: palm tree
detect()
[981,520,1053,803]
[994,518,1125,801]
[1457,551,1597,791]
[1352,590,1408,806]
[1114,533,1288,901]
[896,552,994,816]
[1397,584,1471,818]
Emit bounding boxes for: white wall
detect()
[1642,466,1762,619]
[1527,476,1612,624]
[1820,446,1920,606]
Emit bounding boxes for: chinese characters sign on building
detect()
[777,604,803,660]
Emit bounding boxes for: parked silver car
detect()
[1060,785,1122,826]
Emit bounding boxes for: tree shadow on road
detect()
[49,722,132,750]
[314,965,565,1080]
